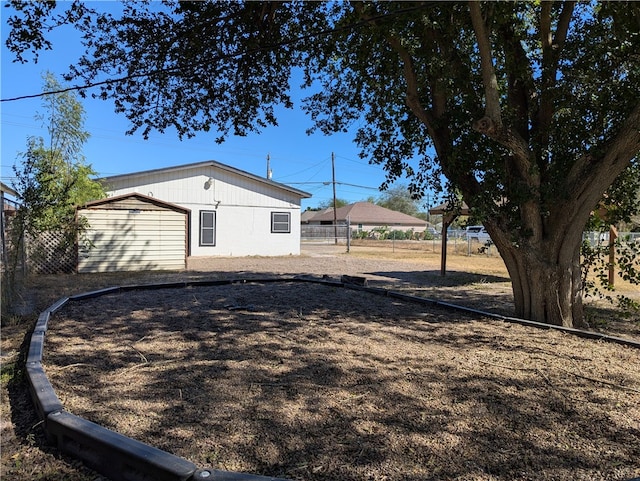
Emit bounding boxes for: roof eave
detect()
[78,192,191,214]
[99,160,312,199]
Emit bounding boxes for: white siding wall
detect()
[189,205,301,257]
[106,165,303,257]
[78,209,186,272]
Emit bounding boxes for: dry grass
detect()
[2,244,639,481]
[42,281,640,481]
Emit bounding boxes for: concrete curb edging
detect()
[48,410,198,481]
[26,275,640,481]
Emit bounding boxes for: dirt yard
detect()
[2,244,640,481]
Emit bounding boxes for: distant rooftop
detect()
[306,202,427,226]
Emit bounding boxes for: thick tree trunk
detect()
[500,241,585,328]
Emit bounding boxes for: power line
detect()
[272,156,331,181]
[336,181,380,190]
[335,153,385,169]
[286,181,378,190]
[1,4,430,103]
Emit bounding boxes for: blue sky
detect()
[0,4,428,212]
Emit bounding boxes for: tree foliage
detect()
[11,72,105,260]
[5,1,639,327]
[315,198,349,210]
[376,184,421,217]
[581,160,640,317]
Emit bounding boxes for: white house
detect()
[100,161,311,259]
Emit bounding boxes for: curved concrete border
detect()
[26,275,640,481]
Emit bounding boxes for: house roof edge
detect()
[99,160,312,199]
[78,192,191,214]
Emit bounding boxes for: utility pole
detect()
[332,152,338,245]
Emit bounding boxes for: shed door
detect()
[78,209,186,273]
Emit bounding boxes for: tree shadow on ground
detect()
[363,269,510,288]
[4,321,103,480]
[39,282,640,481]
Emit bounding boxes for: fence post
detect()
[608,225,618,286]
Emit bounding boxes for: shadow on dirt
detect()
[38,281,640,481]
[363,269,510,287]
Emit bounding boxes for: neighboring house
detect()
[305,202,427,234]
[301,208,326,224]
[0,181,17,199]
[99,161,311,260]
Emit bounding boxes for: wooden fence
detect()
[2,212,75,275]
[26,230,76,274]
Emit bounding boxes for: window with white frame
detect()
[200,210,216,246]
[271,212,291,233]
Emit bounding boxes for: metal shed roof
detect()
[79,192,191,214]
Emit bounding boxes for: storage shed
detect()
[77,193,189,273]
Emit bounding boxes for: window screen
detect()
[200,211,216,246]
[271,212,291,233]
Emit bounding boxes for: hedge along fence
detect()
[26,276,640,481]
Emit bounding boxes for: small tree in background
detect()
[316,198,349,210]
[3,72,104,317]
[376,184,422,217]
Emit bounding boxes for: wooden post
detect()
[608,225,618,286]
[440,223,448,276]
[440,213,457,276]
[332,153,338,245]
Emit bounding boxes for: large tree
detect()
[5,1,639,327]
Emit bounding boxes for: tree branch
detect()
[551,101,640,260]
[352,1,482,201]
[384,36,438,134]
[537,2,575,162]
[498,21,533,142]
[468,3,533,178]
[540,1,576,85]
[540,1,552,53]
[351,2,443,154]
[555,2,575,53]
[569,102,640,196]
[468,1,501,132]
